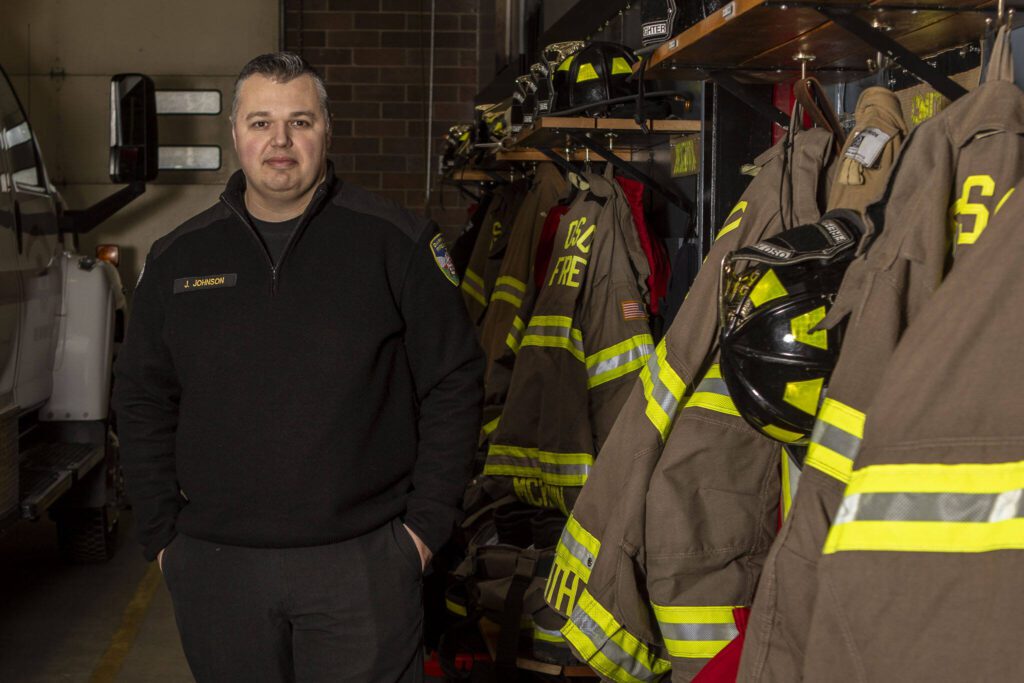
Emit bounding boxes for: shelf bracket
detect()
[443,179,483,202]
[707,72,791,129]
[815,6,968,101]
[568,132,697,221]
[536,146,579,177]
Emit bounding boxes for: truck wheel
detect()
[55,507,119,563]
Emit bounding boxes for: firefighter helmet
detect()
[529,63,551,119]
[718,212,862,445]
[541,41,586,116]
[511,74,537,130]
[552,42,638,117]
[441,124,473,170]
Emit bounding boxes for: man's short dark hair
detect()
[232,52,331,134]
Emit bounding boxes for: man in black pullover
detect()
[112,53,483,682]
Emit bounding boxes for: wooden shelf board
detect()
[644,0,1001,83]
[512,117,701,149]
[495,148,641,162]
[446,168,498,181]
[594,118,701,133]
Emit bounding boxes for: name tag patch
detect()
[174,273,238,294]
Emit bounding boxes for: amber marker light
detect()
[96,244,120,267]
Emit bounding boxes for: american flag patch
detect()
[621,300,647,321]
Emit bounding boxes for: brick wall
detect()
[283,0,483,237]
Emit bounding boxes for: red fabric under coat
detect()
[614,175,670,315]
[533,203,571,290]
[691,607,751,683]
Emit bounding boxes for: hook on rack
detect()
[794,51,816,81]
[568,132,696,225]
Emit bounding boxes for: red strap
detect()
[690,607,751,683]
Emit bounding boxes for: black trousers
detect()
[162,518,424,683]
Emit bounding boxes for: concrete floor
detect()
[0,510,194,682]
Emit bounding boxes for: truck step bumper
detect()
[20,443,105,520]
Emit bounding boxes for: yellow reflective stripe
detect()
[554,514,601,584]
[589,356,648,389]
[824,461,1024,554]
[446,598,467,616]
[763,424,805,443]
[495,275,526,293]
[685,392,740,416]
[485,445,593,487]
[461,279,487,307]
[531,315,575,328]
[847,461,1024,496]
[521,334,585,362]
[717,200,748,240]
[781,447,798,520]
[491,290,523,308]
[651,604,740,659]
[804,398,865,484]
[481,416,501,437]
[818,398,865,438]
[521,316,585,362]
[586,334,655,389]
[684,364,740,416]
[586,335,653,366]
[805,443,855,483]
[505,316,527,353]
[824,519,1024,554]
[464,269,484,288]
[533,626,566,643]
[640,339,687,440]
[557,55,576,71]
[563,590,672,683]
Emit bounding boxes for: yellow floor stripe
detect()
[90,562,164,682]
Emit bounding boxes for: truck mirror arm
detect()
[60,181,146,235]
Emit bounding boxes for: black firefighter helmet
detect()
[718,211,863,446]
[540,41,586,117]
[552,42,638,117]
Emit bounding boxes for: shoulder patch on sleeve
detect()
[429,233,460,287]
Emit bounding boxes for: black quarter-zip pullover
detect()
[113,166,484,560]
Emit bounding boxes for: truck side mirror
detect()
[109,74,157,183]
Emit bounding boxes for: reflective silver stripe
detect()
[646,354,679,417]
[559,525,596,571]
[486,454,592,478]
[491,282,524,306]
[657,622,739,642]
[589,343,654,380]
[524,325,584,354]
[693,377,729,396]
[786,448,801,501]
[570,605,661,682]
[810,418,861,461]
[835,490,1024,525]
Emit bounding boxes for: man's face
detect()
[232,73,328,207]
